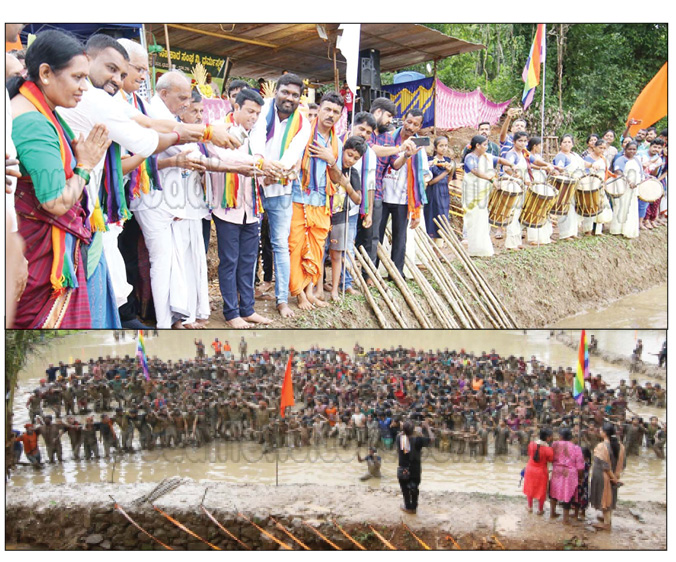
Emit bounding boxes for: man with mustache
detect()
[288,91,350,310]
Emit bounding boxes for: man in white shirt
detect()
[379,109,431,277]
[249,73,311,318]
[211,88,273,328]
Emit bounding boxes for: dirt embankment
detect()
[203,225,666,329]
[5,482,666,550]
[554,332,666,381]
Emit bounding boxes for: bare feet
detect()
[330,290,341,301]
[277,302,295,318]
[243,312,273,325]
[182,323,197,329]
[307,292,329,308]
[171,321,186,329]
[296,292,315,311]
[314,288,326,301]
[345,286,358,295]
[195,318,209,328]
[226,317,253,329]
[258,281,273,293]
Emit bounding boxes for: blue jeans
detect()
[261,192,293,305]
[340,213,359,289]
[213,215,259,321]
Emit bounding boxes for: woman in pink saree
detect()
[549,427,585,524]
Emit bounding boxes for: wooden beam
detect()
[166,24,278,49]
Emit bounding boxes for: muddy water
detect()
[552,283,667,329]
[9,330,666,501]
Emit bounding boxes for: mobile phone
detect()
[411,136,431,147]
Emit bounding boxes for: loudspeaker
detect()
[358,49,381,90]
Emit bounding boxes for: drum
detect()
[574,173,603,217]
[487,177,522,227]
[520,183,557,227]
[637,178,664,202]
[548,175,578,215]
[604,176,628,199]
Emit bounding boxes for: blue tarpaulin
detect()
[381,76,435,129]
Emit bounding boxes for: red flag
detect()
[280,353,294,418]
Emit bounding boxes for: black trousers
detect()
[378,202,409,277]
[398,468,421,510]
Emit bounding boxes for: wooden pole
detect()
[414,229,473,328]
[433,217,506,327]
[163,24,172,69]
[333,45,340,91]
[346,253,391,329]
[433,59,438,137]
[436,216,515,328]
[419,230,481,328]
[356,247,408,328]
[376,243,431,329]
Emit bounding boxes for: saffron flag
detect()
[280,353,294,418]
[626,63,668,137]
[521,24,546,110]
[574,330,588,405]
[137,330,150,381]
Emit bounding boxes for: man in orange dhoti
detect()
[288,92,349,310]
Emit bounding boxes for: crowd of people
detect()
[9,341,665,487]
[8,26,665,329]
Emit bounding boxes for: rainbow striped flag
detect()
[574,330,588,405]
[137,330,150,381]
[521,24,546,110]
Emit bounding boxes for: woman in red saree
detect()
[9,30,110,328]
[523,427,554,515]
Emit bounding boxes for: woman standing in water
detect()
[590,422,626,530]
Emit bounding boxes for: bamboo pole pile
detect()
[345,252,391,329]
[403,252,457,328]
[355,246,408,328]
[434,216,517,328]
[376,243,431,329]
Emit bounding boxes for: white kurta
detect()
[462,154,494,257]
[609,158,641,239]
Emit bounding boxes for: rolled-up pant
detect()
[122,427,134,449]
[213,215,259,321]
[47,442,63,462]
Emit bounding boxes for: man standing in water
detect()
[396,419,434,514]
[357,447,382,481]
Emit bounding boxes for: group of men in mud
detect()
[9,341,666,474]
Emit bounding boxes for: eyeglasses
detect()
[129,63,149,76]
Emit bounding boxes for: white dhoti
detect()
[135,207,190,328]
[526,220,552,245]
[179,218,211,324]
[609,187,639,239]
[462,172,493,257]
[557,199,579,239]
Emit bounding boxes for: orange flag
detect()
[280,353,294,418]
[626,62,668,137]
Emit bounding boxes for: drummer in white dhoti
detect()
[463,135,513,257]
[581,139,610,235]
[609,142,642,239]
[552,135,584,240]
[502,131,530,250]
[525,137,561,245]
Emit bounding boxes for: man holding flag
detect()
[574,330,589,406]
[136,330,150,381]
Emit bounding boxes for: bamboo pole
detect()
[331,519,366,551]
[404,253,456,328]
[163,24,172,69]
[414,229,473,328]
[439,215,518,326]
[369,525,397,550]
[201,506,251,550]
[302,521,342,550]
[269,516,311,550]
[238,512,292,550]
[425,230,499,328]
[153,505,220,550]
[376,243,431,329]
[402,522,431,550]
[356,246,408,328]
[346,253,391,329]
[417,230,479,328]
[434,217,511,328]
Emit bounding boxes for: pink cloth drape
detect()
[434,79,511,130]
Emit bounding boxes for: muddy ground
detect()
[5,482,666,550]
[199,222,666,329]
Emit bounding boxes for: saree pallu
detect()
[86,246,122,328]
[14,180,92,328]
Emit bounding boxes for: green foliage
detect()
[398,24,667,145]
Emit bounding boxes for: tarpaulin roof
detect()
[145,23,484,82]
[20,23,142,43]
